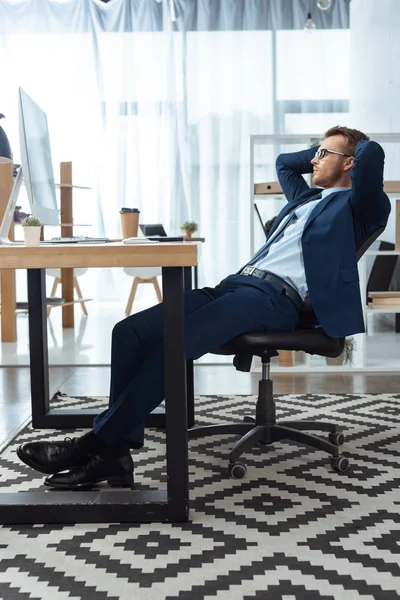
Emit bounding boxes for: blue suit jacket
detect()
[253,141,391,338]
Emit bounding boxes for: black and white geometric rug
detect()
[0,393,399,600]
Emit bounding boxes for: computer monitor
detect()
[254,203,267,239]
[18,88,59,226]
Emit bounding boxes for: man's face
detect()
[311,134,353,188]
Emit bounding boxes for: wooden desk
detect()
[187,237,205,288]
[0,241,199,524]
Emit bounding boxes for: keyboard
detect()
[44,235,110,244]
[148,236,184,242]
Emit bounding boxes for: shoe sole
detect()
[16,446,60,475]
[44,473,134,490]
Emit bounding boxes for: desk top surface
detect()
[0,241,200,270]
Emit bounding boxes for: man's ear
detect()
[343,156,354,171]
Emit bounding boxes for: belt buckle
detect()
[246,266,256,275]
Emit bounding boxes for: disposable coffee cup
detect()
[120,208,140,238]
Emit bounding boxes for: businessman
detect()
[18,126,391,489]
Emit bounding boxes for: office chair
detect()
[188,227,385,478]
[46,268,89,316]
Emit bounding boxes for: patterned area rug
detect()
[0,393,399,600]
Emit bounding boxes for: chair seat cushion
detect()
[123,267,162,279]
[215,328,344,358]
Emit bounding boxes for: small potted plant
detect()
[343,337,357,365]
[326,337,356,366]
[180,220,198,241]
[21,216,42,246]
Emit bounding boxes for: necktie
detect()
[248,210,298,266]
[248,193,322,266]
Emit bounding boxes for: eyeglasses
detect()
[314,148,352,160]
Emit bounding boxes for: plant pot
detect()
[23,226,41,246]
[326,352,344,366]
[184,231,192,241]
[279,350,294,367]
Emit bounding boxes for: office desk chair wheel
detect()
[329,431,345,446]
[228,461,247,479]
[331,456,350,473]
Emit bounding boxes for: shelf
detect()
[254,183,400,196]
[261,365,400,373]
[366,307,400,313]
[251,133,400,144]
[55,183,91,190]
[15,298,92,313]
[366,250,400,256]
[251,134,321,145]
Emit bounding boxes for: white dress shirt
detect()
[254,187,350,299]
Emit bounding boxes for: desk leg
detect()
[27,269,50,427]
[194,265,198,289]
[162,266,189,516]
[184,267,195,428]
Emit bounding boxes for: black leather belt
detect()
[239,266,304,308]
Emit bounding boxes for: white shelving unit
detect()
[250,134,400,373]
[359,249,400,371]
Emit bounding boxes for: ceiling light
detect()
[304,12,316,31]
[317,0,332,10]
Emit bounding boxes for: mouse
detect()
[123,237,159,244]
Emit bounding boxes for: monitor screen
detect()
[18,88,59,225]
[140,224,167,237]
[254,203,267,238]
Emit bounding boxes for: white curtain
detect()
[0,0,349,300]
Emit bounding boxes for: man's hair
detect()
[324,125,370,156]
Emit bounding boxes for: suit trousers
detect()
[93,274,300,447]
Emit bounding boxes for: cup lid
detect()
[120,208,140,213]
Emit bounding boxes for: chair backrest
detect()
[298,226,385,327]
[356,227,385,261]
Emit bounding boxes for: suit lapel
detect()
[303,190,342,232]
[266,188,320,239]
[249,188,347,267]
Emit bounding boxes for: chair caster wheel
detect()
[329,432,345,446]
[228,461,247,479]
[331,456,349,473]
[243,416,255,423]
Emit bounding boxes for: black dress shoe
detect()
[44,453,134,490]
[17,437,90,475]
